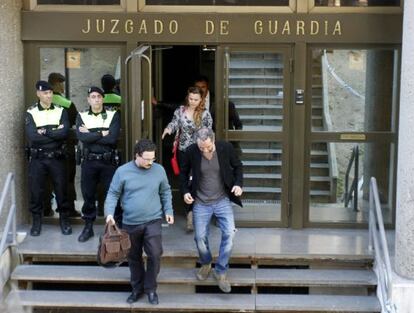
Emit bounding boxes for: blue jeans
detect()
[193,197,236,275]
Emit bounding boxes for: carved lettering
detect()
[220,20,229,35]
[110,19,120,34]
[139,20,147,34]
[333,21,342,35]
[282,21,290,35]
[96,19,105,34]
[169,20,178,34]
[310,21,319,35]
[296,20,305,35]
[125,19,134,34]
[324,20,328,35]
[81,18,91,34]
[206,20,214,35]
[154,20,163,34]
[269,21,278,35]
[254,21,263,35]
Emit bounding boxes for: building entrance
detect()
[27,42,398,229]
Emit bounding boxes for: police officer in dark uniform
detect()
[101,74,122,110]
[43,73,80,217]
[77,86,121,242]
[25,80,73,236]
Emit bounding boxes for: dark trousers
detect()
[80,159,117,221]
[29,158,69,216]
[124,219,163,294]
[43,148,76,212]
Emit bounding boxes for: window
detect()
[314,0,400,7]
[145,0,289,6]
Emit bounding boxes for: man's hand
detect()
[183,193,194,204]
[37,128,46,135]
[231,185,243,197]
[166,214,174,224]
[161,128,172,140]
[79,125,90,133]
[101,130,109,137]
[57,124,64,129]
[106,214,115,225]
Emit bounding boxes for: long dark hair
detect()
[185,86,205,127]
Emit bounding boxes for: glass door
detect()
[220,46,292,227]
[125,44,153,159]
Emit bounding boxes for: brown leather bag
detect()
[97,223,131,267]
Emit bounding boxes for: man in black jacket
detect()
[179,128,243,293]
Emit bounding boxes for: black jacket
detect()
[179,140,243,207]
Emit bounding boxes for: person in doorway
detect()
[105,139,174,305]
[76,86,121,242]
[101,74,122,111]
[179,128,243,293]
[42,72,79,218]
[162,86,213,232]
[25,80,72,236]
[194,75,242,130]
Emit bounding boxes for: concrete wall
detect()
[0,0,27,229]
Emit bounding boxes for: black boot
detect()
[59,214,72,235]
[30,215,42,236]
[78,221,94,242]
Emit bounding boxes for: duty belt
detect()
[86,152,112,161]
[29,148,64,159]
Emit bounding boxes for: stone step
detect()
[230,84,283,89]
[229,75,282,79]
[11,265,376,288]
[6,290,255,312]
[6,290,380,312]
[240,115,283,120]
[236,104,283,109]
[256,294,380,312]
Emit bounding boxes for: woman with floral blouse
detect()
[162,86,213,232]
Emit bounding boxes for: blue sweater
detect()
[104,161,173,225]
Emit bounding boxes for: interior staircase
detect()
[4,225,380,312]
[228,52,336,223]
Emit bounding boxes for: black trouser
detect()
[43,145,77,212]
[124,219,163,294]
[29,157,69,216]
[80,159,117,221]
[178,150,193,214]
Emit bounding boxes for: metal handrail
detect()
[344,145,359,212]
[0,172,17,255]
[368,177,396,313]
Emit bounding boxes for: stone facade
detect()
[0,0,26,228]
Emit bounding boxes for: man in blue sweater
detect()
[105,139,174,305]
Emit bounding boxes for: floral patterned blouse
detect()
[167,105,213,152]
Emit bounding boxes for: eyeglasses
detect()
[141,157,156,163]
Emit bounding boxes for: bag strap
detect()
[106,223,122,236]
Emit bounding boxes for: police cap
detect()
[48,72,65,84]
[88,86,105,97]
[35,80,52,91]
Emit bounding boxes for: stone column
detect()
[0,0,26,228]
[363,51,393,203]
[395,0,414,279]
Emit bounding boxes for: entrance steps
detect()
[4,225,380,312]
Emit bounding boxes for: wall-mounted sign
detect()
[340,134,366,141]
[66,51,81,68]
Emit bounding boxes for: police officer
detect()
[44,73,79,217]
[101,74,122,110]
[25,80,72,236]
[77,86,121,242]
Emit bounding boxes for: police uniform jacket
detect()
[103,92,122,111]
[25,102,70,150]
[76,108,120,154]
